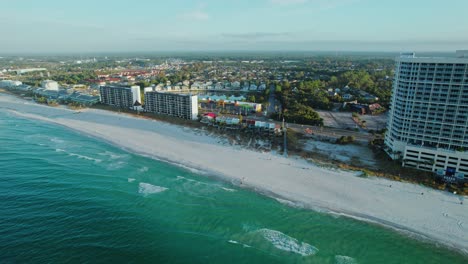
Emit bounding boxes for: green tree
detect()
[136,81,150,89]
[329,76,339,86]
[275,85,282,93]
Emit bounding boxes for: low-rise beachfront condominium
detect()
[99,85,141,108]
[385,51,468,179]
[145,90,198,120]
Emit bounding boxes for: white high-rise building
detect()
[99,85,141,109]
[385,51,468,179]
[145,90,198,120]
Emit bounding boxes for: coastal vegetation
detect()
[35,96,58,106]
[351,112,366,128]
[67,102,86,109]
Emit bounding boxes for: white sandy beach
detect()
[1,93,467,254]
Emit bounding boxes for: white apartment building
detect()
[99,85,141,109]
[145,90,198,120]
[385,51,468,179]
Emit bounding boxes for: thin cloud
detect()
[318,0,361,10]
[178,3,210,21]
[271,0,360,10]
[270,0,308,5]
[179,10,210,21]
[222,32,292,39]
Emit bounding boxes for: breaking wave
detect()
[176,175,212,186]
[138,182,168,196]
[99,151,129,160]
[106,161,127,170]
[257,229,318,256]
[50,137,65,144]
[228,240,251,248]
[335,255,358,264]
[55,148,102,163]
[221,187,236,192]
[177,176,236,192]
[275,198,304,208]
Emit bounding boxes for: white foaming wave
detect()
[68,153,102,163]
[106,161,127,170]
[50,137,65,144]
[99,151,129,160]
[257,229,318,256]
[128,178,136,183]
[177,176,236,192]
[221,187,236,192]
[98,151,129,170]
[138,166,149,173]
[55,148,102,163]
[138,182,168,196]
[228,240,251,248]
[335,255,357,264]
[275,198,304,209]
[175,163,206,175]
[176,175,207,185]
[176,175,195,182]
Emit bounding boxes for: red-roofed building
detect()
[203,112,217,119]
[368,103,383,114]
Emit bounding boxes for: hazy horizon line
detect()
[0,50,458,57]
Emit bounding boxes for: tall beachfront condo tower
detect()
[385,51,468,179]
[144,90,198,120]
[99,85,141,109]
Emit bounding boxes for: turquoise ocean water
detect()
[0,110,467,263]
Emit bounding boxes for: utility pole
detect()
[283,117,288,157]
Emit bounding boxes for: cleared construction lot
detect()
[316,110,388,131]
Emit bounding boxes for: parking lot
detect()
[360,112,388,131]
[316,110,356,129]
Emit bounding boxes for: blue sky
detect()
[1,0,467,53]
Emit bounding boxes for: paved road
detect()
[267,84,277,116]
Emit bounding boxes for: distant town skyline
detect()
[1,0,468,53]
